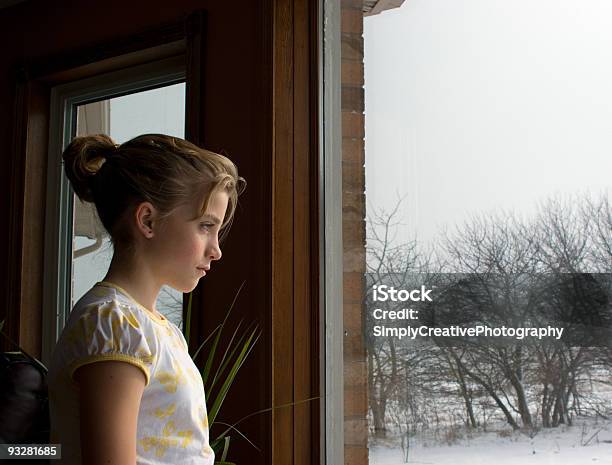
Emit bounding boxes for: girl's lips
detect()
[197,267,208,275]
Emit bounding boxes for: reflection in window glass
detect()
[72,83,186,329]
[349,2,612,464]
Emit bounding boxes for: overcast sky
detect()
[364,0,612,249]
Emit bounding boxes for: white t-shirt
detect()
[48,281,215,465]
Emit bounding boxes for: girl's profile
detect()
[47,133,245,465]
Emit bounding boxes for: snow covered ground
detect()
[370,419,612,465]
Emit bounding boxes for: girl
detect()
[48,133,245,465]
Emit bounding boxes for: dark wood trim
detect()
[19,81,50,356]
[5,77,51,356]
[294,0,318,463]
[182,9,206,350]
[272,0,295,460]
[4,78,28,352]
[308,1,322,463]
[18,20,187,83]
[184,10,207,147]
[271,0,321,463]
[35,40,186,86]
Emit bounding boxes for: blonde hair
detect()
[62,133,245,248]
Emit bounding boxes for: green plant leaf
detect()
[185,292,193,346]
[208,327,261,426]
[220,436,230,461]
[211,421,261,452]
[199,281,246,388]
[191,323,223,361]
[208,320,255,393]
[211,395,321,447]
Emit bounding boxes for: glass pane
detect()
[71,83,186,329]
[339,2,612,464]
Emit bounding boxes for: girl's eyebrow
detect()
[200,213,222,224]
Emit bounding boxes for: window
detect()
[41,57,185,366]
[324,1,612,464]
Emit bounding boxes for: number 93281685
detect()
[0,444,61,459]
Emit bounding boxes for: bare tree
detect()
[366,197,432,438]
[581,193,612,272]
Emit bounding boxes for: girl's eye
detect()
[199,223,214,231]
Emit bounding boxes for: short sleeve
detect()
[64,300,156,386]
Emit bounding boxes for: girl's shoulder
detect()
[70,281,169,329]
[52,283,162,386]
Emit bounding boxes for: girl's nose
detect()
[210,244,222,261]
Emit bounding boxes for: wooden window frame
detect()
[267,0,322,463]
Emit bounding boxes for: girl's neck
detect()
[102,252,162,315]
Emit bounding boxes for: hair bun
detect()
[62,134,117,202]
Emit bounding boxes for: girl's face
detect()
[147,191,229,293]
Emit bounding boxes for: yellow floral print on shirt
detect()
[138,420,194,457]
[98,305,125,352]
[153,402,177,419]
[124,309,141,329]
[155,358,186,393]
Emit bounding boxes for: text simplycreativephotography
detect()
[370,284,565,341]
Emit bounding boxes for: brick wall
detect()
[341,1,368,464]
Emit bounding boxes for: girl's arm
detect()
[74,361,146,465]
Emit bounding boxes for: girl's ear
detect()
[134,201,158,239]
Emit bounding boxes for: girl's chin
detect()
[169,281,200,293]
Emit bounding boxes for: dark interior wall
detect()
[0,1,271,463]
